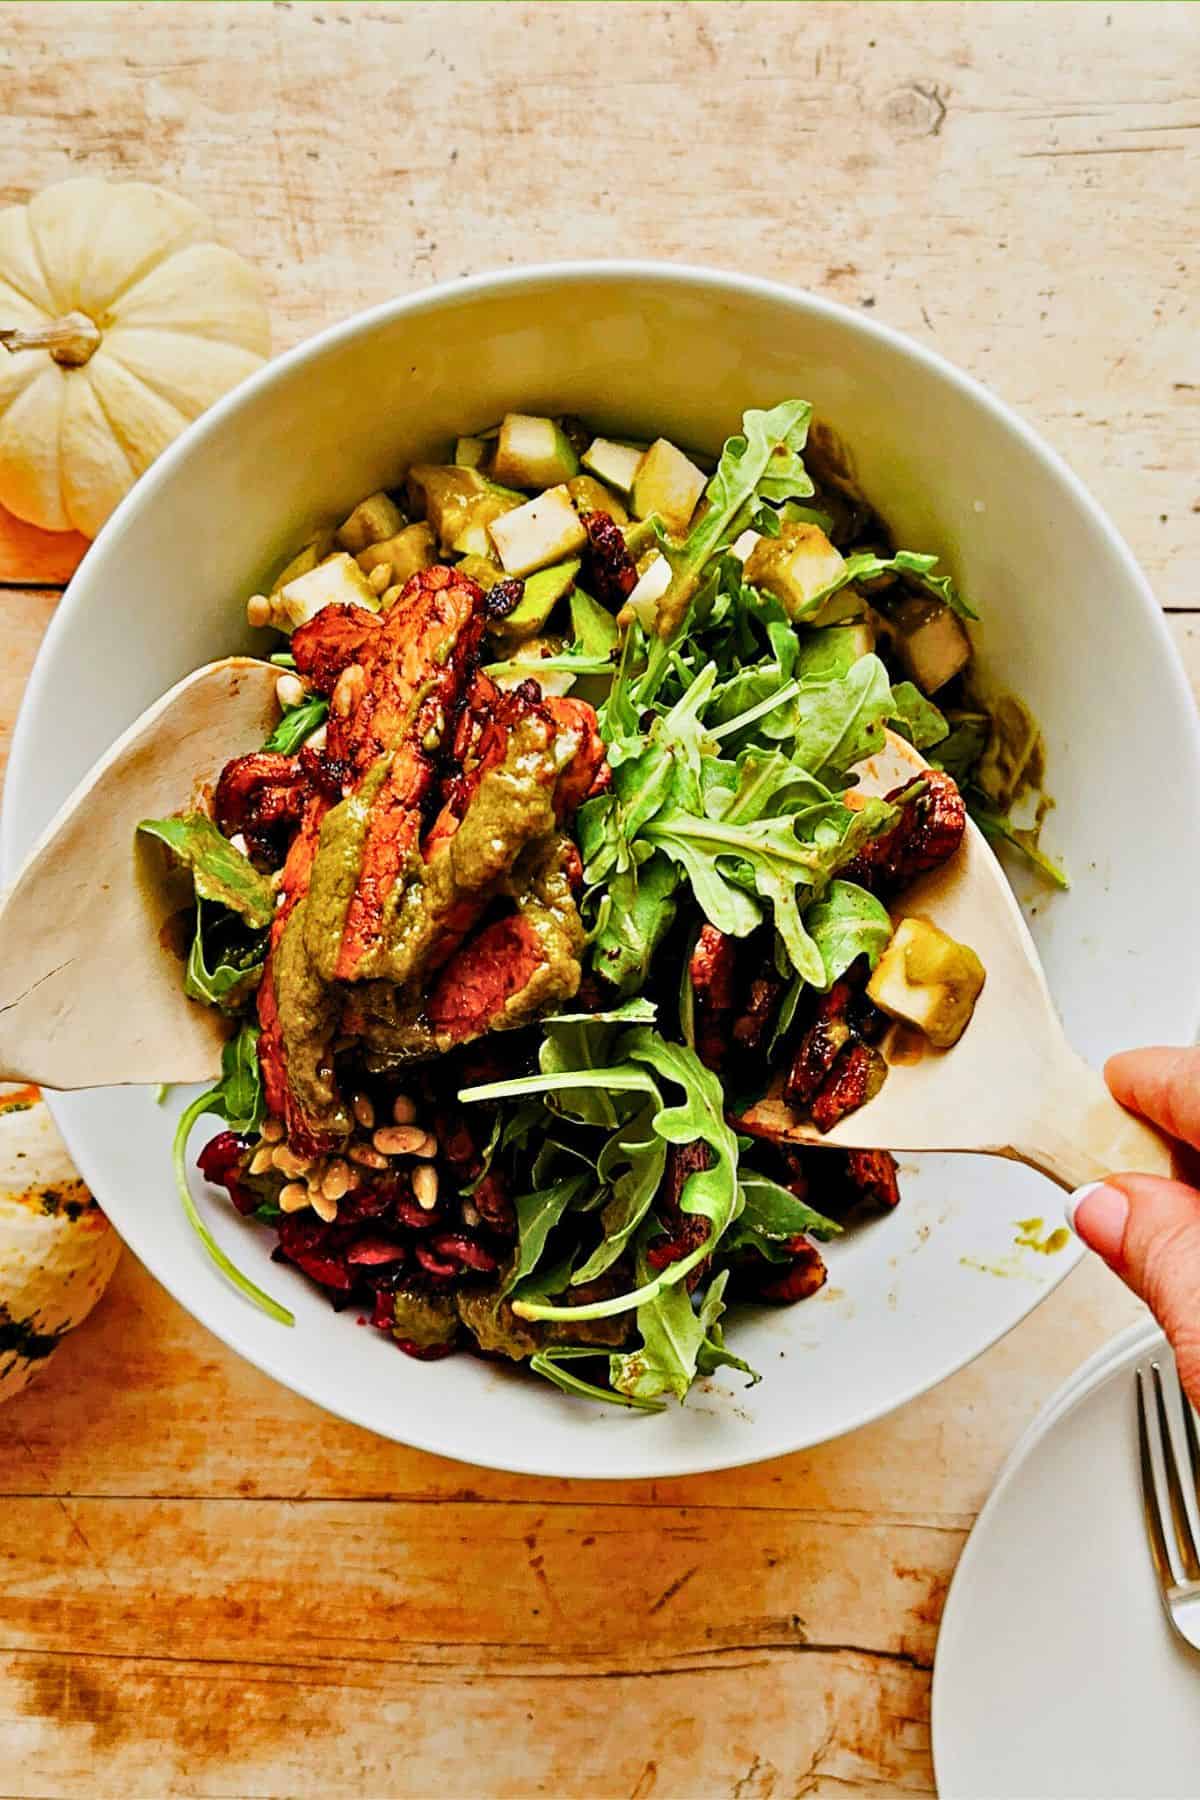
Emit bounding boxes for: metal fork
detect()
[1136,1359,1200,1651]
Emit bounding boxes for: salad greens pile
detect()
[144,393,1064,1408]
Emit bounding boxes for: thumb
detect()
[1069,1175,1200,1407]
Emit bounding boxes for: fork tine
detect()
[1152,1362,1200,1583]
[1179,1376,1200,1511]
[1137,1366,1177,1592]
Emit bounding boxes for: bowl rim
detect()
[5,258,1198,1478]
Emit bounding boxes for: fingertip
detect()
[1065,1180,1130,1264]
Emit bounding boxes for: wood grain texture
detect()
[0,4,1196,1795]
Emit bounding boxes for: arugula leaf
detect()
[550,998,658,1026]
[610,1254,709,1402]
[785,654,893,786]
[587,853,680,993]
[570,586,621,657]
[887,681,949,752]
[655,400,814,638]
[694,1272,761,1382]
[530,1346,665,1412]
[734,1168,842,1242]
[571,1101,666,1285]
[805,547,977,621]
[184,901,268,1012]
[968,791,1070,890]
[138,814,276,931]
[805,879,893,987]
[932,712,990,783]
[171,1023,291,1326]
[262,696,328,754]
[501,1173,592,1297]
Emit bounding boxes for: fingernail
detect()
[1065,1181,1129,1263]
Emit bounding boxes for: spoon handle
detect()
[1016,1048,1176,1191]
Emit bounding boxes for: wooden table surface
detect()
[0,5,1196,1795]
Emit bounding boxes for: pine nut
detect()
[246,593,271,628]
[352,1093,375,1130]
[322,1160,353,1202]
[229,831,250,856]
[381,583,403,610]
[461,1201,481,1230]
[276,672,305,710]
[272,1144,312,1178]
[249,1145,275,1176]
[349,1144,389,1170]
[332,663,365,716]
[279,1181,310,1213]
[368,561,392,594]
[413,1132,438,1159]
[391,1093,417,1125]
[310,1189,338,1223]
[373,1124,426,1156]
[260,1117,285,1144]
[304,724,327,752]
[412,1164,439,1211]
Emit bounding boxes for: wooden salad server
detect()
[742,731,1174,1190]
[0,658,280,1089]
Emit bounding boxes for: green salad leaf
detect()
[262,696,328,754]
[805,879,893,987]
[805,548,978,621]
[138,813,277,931]
[887,681,949,752]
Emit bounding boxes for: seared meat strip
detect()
[841,769,965,897]
[689,925,737,1072]
[291,601,384,697]
[810,1040,887,1132]
[646,1141,714,1288]
[782,976,856,1109]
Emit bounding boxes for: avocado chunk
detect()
[581,436,644,495]
[453,553,502,592]
[335,491,405,555]
[455,435,488,470]
[885,592,971,695]
[744,522,846,619]
[272,551,380,631]
[794,620,877,681]
[567,473,628,525]
[406,464,523,554]
[630,437,707,534]
[355,521,437,587]
[489,483,588,577]
[490,558,581,647]
[271,530,336,593]
[867,916,985,1049]
[491,412,581,490]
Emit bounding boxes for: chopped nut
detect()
[279,1181,310,1213]
[304,723,327,752]
[276,672,306,710]
[246,593,271,629]
[413,1132,438,1159]
[373,1124,426,1156]
[391,1093,417,1125]
[249,1145,275,1177]
[352,1093,375,1130]
[367,561,392,595]
[332,663,365,716]
[310,1189,338,1224]
[260,1117,285,1144]
[322,1160,353,1202]
[272,1144,312,1178]
[412,1164,439,1211]
[381,583,403,609]
[349,1143,390,1170]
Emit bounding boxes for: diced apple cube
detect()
[581,436,645,495]
[335,492,405,554]
[888,594,971,694]
[489,484,588,577]
[744,523,846,619]
[867,917,985,1049]
[273,552,380,631]
[491,413,580,490]
[631,438,708,534]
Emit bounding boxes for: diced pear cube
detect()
[491,413,580,490]
[335,492,405,554]
[630,438,707,534]
[489,484,588,577]
[888,594,971,694]
[730,529,761,563]
[273,552,380,631]
[355,522,436,587]
[621,552,673,628]
[744,523,846,619]
[581,436,644,495]
[867,917,985,1049]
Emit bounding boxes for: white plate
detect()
[933,1316,1200,1799]
[5,263,1200,1477]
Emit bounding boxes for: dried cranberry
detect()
[414,1243,460,1279]
[484,578,525,620]
[197,1130,258,1215]
[580,511,637,609]
[431,1233,496,1273]
[346,1237,409,1266]
[394,1337,458,1361]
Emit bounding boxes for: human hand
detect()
[1067,1046,1200,1407]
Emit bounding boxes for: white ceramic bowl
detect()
[5,264,1198,1479]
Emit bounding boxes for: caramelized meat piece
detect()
[810,1041,887,1132]
[426,883,583,1043]
[842,770,965,897]
[783,977,855,1108]
[753,1237,828,1304]
[646,1141,713,1286]
[544,695,611,813]
[733,967,787,1056]
[291,602,383,697]
[689,925,737,1072]
[845,1148,901,1210]
[214,751,312,864]
[579,510,637,610]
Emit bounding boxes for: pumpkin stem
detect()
[0,310,101,367]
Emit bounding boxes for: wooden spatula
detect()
[741,732,1173,1189]
[0,658,280,1089]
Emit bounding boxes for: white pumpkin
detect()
[0,1084,121,1402]
[0,177,269,537]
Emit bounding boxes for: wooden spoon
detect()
[741,732,1174,1190]
[0,658,279,1089]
